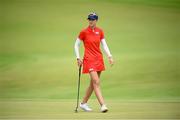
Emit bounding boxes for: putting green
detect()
[0,99,180,119]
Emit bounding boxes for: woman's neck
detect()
[89,25,96,29]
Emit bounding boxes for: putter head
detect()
[74,109,78,113]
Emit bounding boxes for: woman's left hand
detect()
[108,56,114,67]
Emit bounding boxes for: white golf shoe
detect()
[101,104,108,113]
[80,103,92,112]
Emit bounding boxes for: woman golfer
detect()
[74,12,114,112]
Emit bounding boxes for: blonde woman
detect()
[74,12,114,112]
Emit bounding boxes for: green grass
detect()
[0,0,180,119]
[0,100,180,119]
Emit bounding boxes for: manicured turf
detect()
[0,99,180,119]
[0,0,180,119]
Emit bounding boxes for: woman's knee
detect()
[92,78,100,87]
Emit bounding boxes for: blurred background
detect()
[0,0,180,101]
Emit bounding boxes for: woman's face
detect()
[88,19,97,28]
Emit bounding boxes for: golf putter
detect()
[75,65,82,113]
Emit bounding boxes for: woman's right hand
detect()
[77,58,83,67]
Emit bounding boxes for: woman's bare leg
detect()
[82,79,93,103]
[81,71,104,105]
[90,71,105,106]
